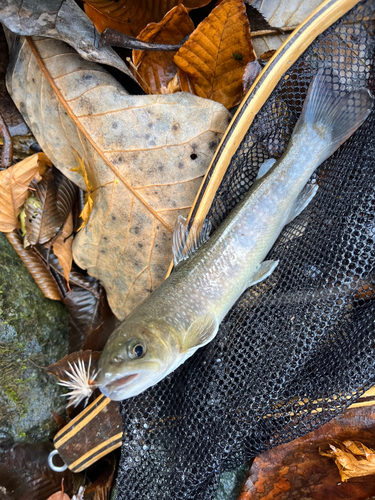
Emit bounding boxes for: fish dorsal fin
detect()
[172,215,211,267]
[256,158,276,180]
[182,313,218,352]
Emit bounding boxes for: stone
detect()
[0,232,69,443]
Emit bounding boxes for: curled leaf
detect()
[0,152,50,232]
[132,4,194,94]
[70,152,93,231]
[174,0,256,108]
[55,169,79,225]
[24,169,62,245]
[63,282,107,352]
[320,441,375,481]
[53,213,74,283]
[242,59,262,94]
[5,231,63,301]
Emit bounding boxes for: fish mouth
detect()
[106,373,138,389]
[100,373,138,397]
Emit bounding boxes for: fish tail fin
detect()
[293,68,373,158]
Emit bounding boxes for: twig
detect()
[0,110,13,169]
[99,28,189,51]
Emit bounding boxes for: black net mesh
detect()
[116,2,375,498]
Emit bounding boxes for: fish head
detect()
[96,318,179,401]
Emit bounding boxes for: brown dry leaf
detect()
[24,169,63,245]
[7,36,230,319]
[132,4,194,94]
[70,152,93,231]
[84,0,211,37]
[242,59,262,95]
[240,406,375,500]
[47,493,70,500]
[5,231,63,301]
[53,213,74,283]
[0,152,51,232]
[320,440,375,481]
[174,0,256,108]
[0,441,74,500]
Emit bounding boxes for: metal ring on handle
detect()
[48,449,68,472]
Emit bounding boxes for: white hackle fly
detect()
[58,356,98,407]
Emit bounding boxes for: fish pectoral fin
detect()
[249,260,279,287]
[172,215,212,267]
[182,313,218,351]
[256,158,276,180]
[286,183,319,225]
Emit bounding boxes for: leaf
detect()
[7,36,230,319]
[53,213,74,283]
[0,0,135,80]
[47,494,70,500]
[246,0,324,56]
[0,441,74,500]
[245,3,273,32]
[83,0,211,37]
[70,152,93,231]
[51,411,68,431]
[24,169,63,245]
[240,406,375,500]
[132,5,194,94]
[64,284,106,352]
[0,152,50,232]
[174,0,257,109]
[242,59,262,94]
[5,231,63,301]
[32,243,116,351]
[55,169,79,225]
[46,351,101,382]
[83,453,116,500]
[320,441,375,481]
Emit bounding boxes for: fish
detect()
[61,69,373,405]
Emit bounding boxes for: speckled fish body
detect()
[96,70,373,401]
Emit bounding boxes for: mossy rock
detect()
[0,233,69,443]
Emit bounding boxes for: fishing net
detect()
[116,1,375,498]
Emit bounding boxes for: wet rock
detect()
[215,463,250,500]
[0,233,69,443]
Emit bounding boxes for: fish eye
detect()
[127,339,147,359]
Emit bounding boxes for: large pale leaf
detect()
[174,0,256,109]
[0,152,50,232]
[7,36,230,319]
[247,0,324,56]
[0,0,134,80]
[84,0,211,37]
[132,4,194,94]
